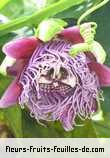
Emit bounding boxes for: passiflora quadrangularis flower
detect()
[0,17,110,131]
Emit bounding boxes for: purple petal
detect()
[88,62,110,87]
[7,59,28,76]
[59,26,84,43]
[2,37,40,59]
[0,80,22,108]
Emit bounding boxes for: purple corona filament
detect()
[19,38,100,131]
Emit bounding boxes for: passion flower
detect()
[0,26,110,131]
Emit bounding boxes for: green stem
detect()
[77,0,110,26]
[0,0,84,36]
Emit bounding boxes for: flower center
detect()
[39,65,77,95]
[18,38,100,131]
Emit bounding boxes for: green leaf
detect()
[3,105,23,137]
[22,110,61,138]
[0,0,10,10]
[0,0,84,36]
[93,113,110,138]
[0,0,38,19]
[55,0,103,19]
[36,0,59,10]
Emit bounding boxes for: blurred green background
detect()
[0,0,110,138]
